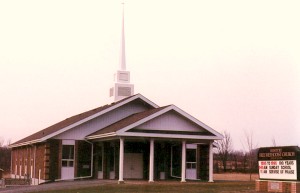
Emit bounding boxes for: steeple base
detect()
[110,83,134,102]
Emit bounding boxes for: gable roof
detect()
[86,106,170,139]
[87,105,223,140]
[10,94,159,148]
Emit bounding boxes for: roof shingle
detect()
[12,95,140,146]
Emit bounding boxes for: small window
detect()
[62,145,74,159]
[186,149,196,169]
[62,160,74,167]
[186,162,197,169]
[186,149,196,162]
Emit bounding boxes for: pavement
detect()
[0,179,116,193]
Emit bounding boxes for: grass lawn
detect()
[28,181,258,193]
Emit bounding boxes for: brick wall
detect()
[291,182,300,193]
[44,143,50,180]
[256,180,268,192]
[32,143,46,181]
[58,140,62,179]
[11,146,35,178]
[11,143,47,181]
[48,139,60,181]
[256,180,300,193]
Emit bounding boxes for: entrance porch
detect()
[92,138,214,183]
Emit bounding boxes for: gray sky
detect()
[0,0,299,150]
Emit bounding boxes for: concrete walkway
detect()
[0,179,116,193]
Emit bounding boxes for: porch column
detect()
[118,137,124,183]
[209,141,214,182]
[149,138,154,182]
[181,140,186,182]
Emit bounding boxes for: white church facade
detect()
[9,4,223,184]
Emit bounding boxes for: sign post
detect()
[256,146,300,193]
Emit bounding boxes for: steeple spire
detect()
[109,2,134,102]
[119,2,126,71]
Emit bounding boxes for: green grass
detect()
[29,181,257,193]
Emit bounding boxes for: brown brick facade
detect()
[11,146,34,178]
[11,143,46,180]
[48,139,60,181]
[291,182,300,193]
[256,180,300,193]
[11,140,62,182]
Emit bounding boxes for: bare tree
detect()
[216,130,232,172]
[0,137,4,147]
[6,138,11,146]
[242,129,257,181]
[0,137,12,171]
[231,150,245,172]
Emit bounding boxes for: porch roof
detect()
[86,105,223,140]
[87,106,170,137]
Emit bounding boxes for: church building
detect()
[9,4,223,185]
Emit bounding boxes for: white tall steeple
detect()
[119,2,126,71]
[109,2,134,102]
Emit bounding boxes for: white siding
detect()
[54,102,149,140]
[137,111,206,132]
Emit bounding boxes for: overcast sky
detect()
[0,0,299,150]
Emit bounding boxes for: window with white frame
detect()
[62,145,74,167]
[186,149,196,169]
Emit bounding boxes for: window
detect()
[186,149,196,169]
[62,145,74,167]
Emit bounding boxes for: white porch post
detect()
[181,140,186,182]
[149,138,154,182]
[209,141,214,182]
[119,137,124,183]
